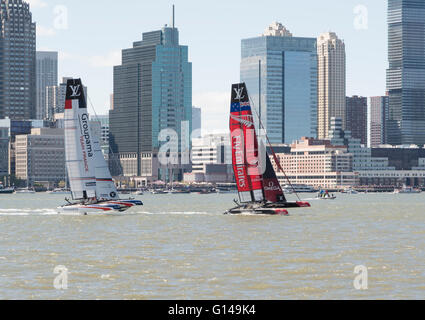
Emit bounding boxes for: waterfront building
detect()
[346,96,368,146]
[270,137,358,189]
[0,0,36,120]
[317,32,346,139]
[0,125,9,180]
[184,134,233,183]
[15,128,65,187]
[36,51,58,120]
[0,118,54,178]
[241,22,318,144]
[369,96,389,147]
[329,117,391,172]
[387,0,425,146]
[192,106,201,138]
[110,10,192,183]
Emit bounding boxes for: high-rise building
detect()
[387,0,425,146]
[317,32,346,139]
[192,106,201,138]
[0,0,36,120]
[369,96,389,147]
[346,96,368,146]
[0,125,9,179]
[36,51,58,120]
[110,9,192,183]
[241,22,318,144]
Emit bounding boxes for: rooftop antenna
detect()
[172,4,175,29]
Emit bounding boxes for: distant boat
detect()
[0,185,14,194]
[14,187,36,194]
[169,189,191,194]
[215,187,237,194]
[57,78,143,215]
[47,188,71,195]
[151,190,168,195]
[317,190,336,200]
[341,188,359,195]
[394,185,421,194]
[282,184,317,193]
[225,83,310,215]
[132,190,144,196]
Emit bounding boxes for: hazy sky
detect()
[30,0,388,133]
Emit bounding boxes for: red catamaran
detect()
[226,83,310,215]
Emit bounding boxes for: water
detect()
[0,192,424,300]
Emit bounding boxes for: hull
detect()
[57,204,122,215]
[0,188,15,194]
[15,190,36,194]
[225,201,310,216]
[57,199,143,215]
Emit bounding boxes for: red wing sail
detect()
[263,155,286,203]
[230,83,264,203]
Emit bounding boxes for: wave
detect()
[0,208,60,216]
[140,211,212,216]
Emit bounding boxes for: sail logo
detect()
[234,88,245,100]
[233,134,247,188]
[80,114,93,158]
[230,114,254,128]
[264,182,282,192]
[70,85,81,97]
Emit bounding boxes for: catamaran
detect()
[57,78,143,215]
[226,83,310,215]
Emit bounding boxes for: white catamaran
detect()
[57,78,143,215]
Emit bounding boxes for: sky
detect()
[30,0,388,134]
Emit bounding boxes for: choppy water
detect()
[0,192,424,300]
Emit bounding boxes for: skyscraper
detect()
[36,51,58,120]
[192,106,201,138]
[110,9,192,183]
[346,96,368,146]
[369,96,389,147]
[387,0,425,146]
[241,22,318,144]
[317,32,346,139]
[0,0,36,120]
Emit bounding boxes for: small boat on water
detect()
[151,189,168,194]
[394,185,421,194]
[317,190,336,200]
[0,184,14,194]
[225,83,310,215]
[341,188,359,195]
[169,189,191,194]
[15,187,36,194]
[282,184,317,194]
[57,78,143,215]
[47,188,71,195]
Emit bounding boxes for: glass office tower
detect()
[241,23,318,144]
[387,0,425,145]
[110,23,192,182]
[0,0,36,120]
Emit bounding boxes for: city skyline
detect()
[31,0,388,133]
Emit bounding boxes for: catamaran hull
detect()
[225,202,310,216]
[57,199,143,215]
[226,207,289,216]
[57,205,121,215]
